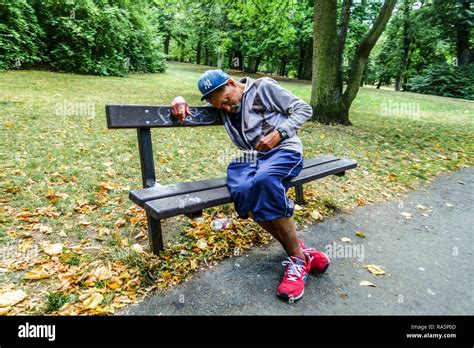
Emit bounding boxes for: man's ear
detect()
[227,79,236,87]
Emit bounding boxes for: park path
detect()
[117,167,473,315]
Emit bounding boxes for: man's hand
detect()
[171,96,191,124]
[255,130,282,152]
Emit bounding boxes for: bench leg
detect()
[146,213,164,255]
[335,171,346,177]
[295,184,306,205]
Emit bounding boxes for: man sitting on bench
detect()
[170,69,330,303]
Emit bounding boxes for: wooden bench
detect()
[105,104,357,255]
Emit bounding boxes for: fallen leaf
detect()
[294,204,303,211]
[340,237,352,243]
[196,239,208,250]
[359,281,376,287]
[401,212,412,219]
[0,290,27,307]
[24,266,53,280]
[364,264,385,276]
[114,218,126,228]
[310,210,323,220]
[355,231,366,238]
[0,307,11,315]
[44,243,63,256]
[445,203,454,207]
[416,204,430,211]
[82,293,104,309]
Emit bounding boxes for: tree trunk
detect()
[254,56,262,72]
[310,0,349,124]
[217,52,224,69]
[196,39,202,65]
[204,48,210,66]
[311,0,397,125]
[245,55,262,73]
[164,34,170,55]
[229,50,243,70]
[298,43,305,78]
[456,0,470,66]
[300,40,313,80]
[395,0,410,91]
[337,0,352,94]
[279,58,287,76]
[342,0,397,108]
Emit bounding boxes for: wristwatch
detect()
[277,127,289,140]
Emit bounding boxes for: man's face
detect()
[208,80,243,114]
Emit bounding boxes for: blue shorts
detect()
[226,148,303,222]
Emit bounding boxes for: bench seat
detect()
[130,155,357,220]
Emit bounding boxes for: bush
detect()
[406,63,474,100]
[1,0,166,76]
[33,0,166,76]
[0,0,44,70]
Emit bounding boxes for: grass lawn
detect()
[1,62,472,315]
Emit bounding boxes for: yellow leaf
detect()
[355,231,366,238]
[114,218,126,228]
[0,290,27,307]
[83,293,104,309]
[364,264,385,276]
[0,307,11,315]
[107,281,120,290]
[24,267,52,280]
[359,281,376,287]
[44,243,63,256]
[196,239,208,250]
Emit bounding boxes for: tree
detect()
[310,0,397,125]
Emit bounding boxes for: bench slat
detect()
[144,158,357,220]
[129,155,341,206]
[293,159,357,185]
[106,105,223,128]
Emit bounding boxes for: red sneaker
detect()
[276,256,309,303]
[298,239,330,274]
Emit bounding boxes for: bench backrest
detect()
[105,104,223,188]
[105,104,223,128]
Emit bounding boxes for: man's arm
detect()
[257,78,313,138]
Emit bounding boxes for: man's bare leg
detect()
[269,217,304,259]
[248,212,287,252]
[256,221,288,253]
[250,212,304,259]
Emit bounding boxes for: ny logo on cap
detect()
[203,79,212,90]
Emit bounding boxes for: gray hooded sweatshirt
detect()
[220,76,313,156]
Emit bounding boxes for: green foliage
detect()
[1,0,166,76]
[407,64,474,100]
[46,291,76,312]
[0,0,44,70]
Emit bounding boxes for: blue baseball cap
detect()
[198,69,231,101]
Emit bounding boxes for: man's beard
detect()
[230,102,242,113]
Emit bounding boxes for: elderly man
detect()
[171,69,329,303]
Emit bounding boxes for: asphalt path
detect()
[118,167,473,315]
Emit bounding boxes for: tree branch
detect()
[342,0,398,107]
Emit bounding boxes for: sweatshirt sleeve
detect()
[257,78,313,138]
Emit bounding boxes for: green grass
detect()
[0,61,473,314]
